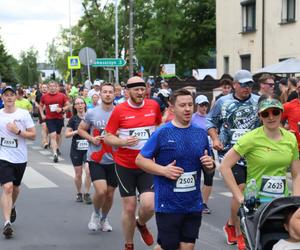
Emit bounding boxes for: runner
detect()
[220,96,300,204]
[78,83,117,232]
[0,86,36,238]
[35,83,49,148]
[136,89,215,250]
[15,88,33,113]
[104,76,162,250]
[206,69,260,250]
[65,97,92,204]
[191,94,215,214]
[39,81,70,163]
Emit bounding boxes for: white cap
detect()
[195,95,209,104]
[233,70,254,84]
[93,80,101,86]
[158,89,171,97]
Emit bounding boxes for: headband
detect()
[126,82,146,89]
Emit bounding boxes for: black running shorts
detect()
[88,161,118,188]
[232,164,247,185]
[45,119,64,134]
[156,212,202,250]
[0,160,27,186]
[115,164,154,197]
[70,148,87,166]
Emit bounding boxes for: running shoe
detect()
[83,193,92,204]
[136,219,154,246]
[56,149,61,155]
[236,234,246,250]
[88,212,100,231]
[124,243,134,250]
[43,143,49,149]
[3,222,13,238]
[100,218,112,232]
[10,207,16,223]
[202,203,211,214]
[223,222,237,245]
[76,193,83,202]
[53,154,58,163]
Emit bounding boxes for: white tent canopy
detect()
[255,58,300,74]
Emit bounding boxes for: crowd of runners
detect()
[0,70,300,250]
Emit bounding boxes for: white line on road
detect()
[219,192,233,198]
[39,150,52,155]
[31,146,42,150]
[22,167,58,189]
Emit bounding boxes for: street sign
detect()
[78,47,97,66]
[67,56,81,69]
[92,58,126,67]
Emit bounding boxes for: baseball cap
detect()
[93,80,101,86]
[158,89,171,98]
[234,70,254,84]
[258,98,283,113]
[2,86,16,94]
[195,95,209,105]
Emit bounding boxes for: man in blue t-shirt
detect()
[136,89,215,250]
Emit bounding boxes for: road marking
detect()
[22,167,58,189]
[219,192,232,197]
[51,163,75,178]
[31,146,42,150]
[26,141,33,145]
[39,150,52,155]
[48,156,65,162]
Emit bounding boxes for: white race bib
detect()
[259,175,286,198]
[129,128,151,140]
[49,104,59,112]
[231,129,250,144]
[0,138,18,148]
[174,171,197,192]
[76,139,88,151]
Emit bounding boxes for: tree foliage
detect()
[18,47,40,86]
[53,0,215,81]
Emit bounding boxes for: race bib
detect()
[174,171,197,192]
[259,175,286,198]
[230,129,250,144]
[49,104,59,112]
[0,138,18,148]
[76,139,88,151]
[129,128,150,140]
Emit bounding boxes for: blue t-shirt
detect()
[140,122,210,213]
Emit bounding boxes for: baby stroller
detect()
[239,196,300,250]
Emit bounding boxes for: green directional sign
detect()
[92,58,126,67]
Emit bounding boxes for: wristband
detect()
[17,129,21,135]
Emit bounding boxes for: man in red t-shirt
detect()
[282,81,300,153]
[104,76,162,250]
[39,81,69,162]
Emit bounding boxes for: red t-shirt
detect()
[282,98,300,151]
[40,92,68,120]
[105,99,162,169]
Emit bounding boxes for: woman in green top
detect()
[220,96,300,205]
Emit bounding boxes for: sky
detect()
[0,0,84,62]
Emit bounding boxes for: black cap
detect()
[2,86,16,94]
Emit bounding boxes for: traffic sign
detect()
[67,56,81,69]
[92,58,126,67]
[78,47,97,66]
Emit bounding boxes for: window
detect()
[224,56,229,74]
[281,0,296,23]
[241,0,256,32]
[240,54,251,71]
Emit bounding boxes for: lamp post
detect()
[69,0,73,84]
[115,0,119,84]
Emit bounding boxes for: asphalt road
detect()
[0,121,236,250]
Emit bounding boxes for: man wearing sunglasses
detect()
[256,74,275,97]
[206,69,260,250]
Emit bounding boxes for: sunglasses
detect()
[239,82,254,88]
[260,108,281,118]
[199,103,209,107]
[263,82,275,87]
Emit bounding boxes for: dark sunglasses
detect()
[260,108,281,118]
[263,82,275,87]
[199,103,209,107]
[239,82,254,88]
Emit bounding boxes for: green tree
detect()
[18,47,40,86]
[0,35,19,83]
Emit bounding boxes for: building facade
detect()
[216,0,299,77]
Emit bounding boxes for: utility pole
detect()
[69,0,73,84]
[115,0,119,84]
[129,0,134,77]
